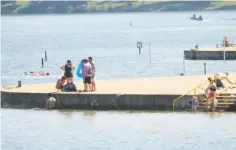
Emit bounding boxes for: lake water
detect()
[1,109,236,150]
[1,12,236,150]
[1,11,236,86]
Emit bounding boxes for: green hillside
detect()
[1,1,236,15]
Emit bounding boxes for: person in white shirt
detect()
[45,93,56,109]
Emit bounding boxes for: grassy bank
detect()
[1,1,236,15]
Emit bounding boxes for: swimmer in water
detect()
[190,96,199,113]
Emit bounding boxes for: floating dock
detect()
[1,74,236,110]
[184,46,236,60]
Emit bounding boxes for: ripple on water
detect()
[1,109,236,150]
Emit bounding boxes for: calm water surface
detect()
[1,109,236,150]
[1,11,236,86]
[1,12,236,150]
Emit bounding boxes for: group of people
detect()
[55,56,96,92]
[190,72,235,112]
[191,14,203,21]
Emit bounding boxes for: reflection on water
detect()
[58,110,98,117]
[2,108,236,150]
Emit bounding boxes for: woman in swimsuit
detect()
[205,77,218,112]
[61,60,75,83]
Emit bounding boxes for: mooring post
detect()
[223,36,226,62]
[41,58,44,68]
[18,80,22,87]
[204,62,206,75]
[182,51,185,75]
[137,41,142,54]
[45,50,47,62]
[149,42,151,64]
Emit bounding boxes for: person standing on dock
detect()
[82,59,92,92]
[61,60,76,84]
[88,56,96,91]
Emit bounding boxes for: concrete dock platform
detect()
[184,46,236,60]
[1,73,236,110]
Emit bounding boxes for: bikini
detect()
[208,85,218,105]
[208,86,216,98]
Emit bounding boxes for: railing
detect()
[172,80,209,111]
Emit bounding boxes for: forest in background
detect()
[1,1,236,15]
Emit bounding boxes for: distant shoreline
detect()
[2,1,236,16]
[2,9,236,16]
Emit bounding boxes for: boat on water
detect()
[190,14,203,21]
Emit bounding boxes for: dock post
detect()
[137,42,142,54]
[18,80,22,87]
[223,36,226,62]
[182,51,185,75]
[45,51,47,62]
[41,58,44,68]
[204,62,206,75]
[149,42,151,64]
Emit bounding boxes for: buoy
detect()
[76,63,84,78]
